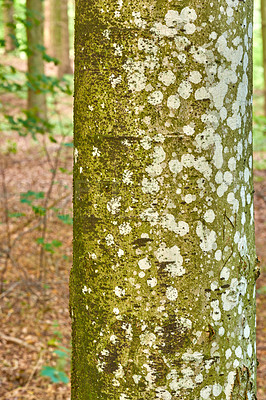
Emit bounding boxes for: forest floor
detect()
[0,56,265,400]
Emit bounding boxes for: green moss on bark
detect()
[71,1,257,399]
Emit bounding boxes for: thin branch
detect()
[39,135,66,280]
[0,333,35,351]
[0,281,20,300]
[8,193,70,237]
[23,350,44,390]
[0,161,11,293]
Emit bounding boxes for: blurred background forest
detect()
[0,0,265,399]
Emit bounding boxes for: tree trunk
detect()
[44,0,51,55]
[59,0,72,77]
[49,0,72,78]
[26,0,46,119]
[261,0,266,115]
[3,0,16,52]
[48,0,58,58]
[71,1,257,399]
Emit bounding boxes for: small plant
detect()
[40,346,70,384]
[40,322,70,384]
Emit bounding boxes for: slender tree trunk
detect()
[26,0,46,119]
[261,0,266,115]
[59,0,72,77]
[3,0,16,52]
[44,0,51,54]
[71,1,257,399]
[49,0,72,78]
[48,0,58,58]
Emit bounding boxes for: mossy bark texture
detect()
[26,0,46,118]
[3,0,16,52]
[71,1,257,399]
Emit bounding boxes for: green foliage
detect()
[254,175,265,182]
[20,191,47,216]
[36,238,63,253]
[254,159,266,170]
[1,138,17,154]
[63,142,74,147]
[20,190,45,204]
[57,214,73,225]
[253,115,266,152]
[253,0,264,91]
[40,366,69,384]
[40,323,70,385]
[0,0,73,291]
[0,64,25,93]
[257,285,266,295]
[5,110,55,138]
[8,212,25,218]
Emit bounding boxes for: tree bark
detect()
[3,0,16,52]
[26,0,46,119]
[71,1,257,399]
[59,0,72,77]
[44,0,51,55]
[261,0,266,115]
[49,0,72,78]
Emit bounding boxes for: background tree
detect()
[26,0,46,118]
[48,0,72,78]
[261,0,266,115]
[3,0,16,52]
[72,1,257,399]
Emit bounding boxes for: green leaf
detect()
[5,140,17,154]
[36,239,62,253]
[57,214,73,225]
[47,338,58,346]
[58,345,71,353]
[40,366,69,384]
[51,240,62,248]
[254,175,264,183]
[43,243,54,253]
[254,159,266,171]
[63,142,73,147]
[59,167,72,174]
[8,212,25,218]
[257,286,266,295]
[53,330,63,339]
[32,205,46,215]
[20,198,32,205]
[43,283,50,290]
[57,371,69,384]
[54,349,68,358]
[20,190,45,200]
[49,135,57,143]
[40,366,60,383]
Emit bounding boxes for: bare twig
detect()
[23,349,44,390]
[0,280,20,300]
[0,332,35,351]
[8,192,70,237]
[0,161,11,293]
[11,222,41,249]
[39,134,66,280]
